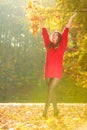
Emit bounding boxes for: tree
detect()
[26,0,87,88]
[0,0,44,91]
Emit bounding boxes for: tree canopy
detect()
[26,0,87,88]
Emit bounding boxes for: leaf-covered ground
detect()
[0,103,87,130]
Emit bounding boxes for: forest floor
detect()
[0,103,87,130]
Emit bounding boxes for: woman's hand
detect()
[39,17,44,28]
[71,12,77,19]
[66,12,77,28]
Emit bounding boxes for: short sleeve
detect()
[42,28,51,48]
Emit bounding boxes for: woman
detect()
[41,13,77,117]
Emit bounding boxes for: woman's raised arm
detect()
[40,17,50,48]
[66,13,77,28]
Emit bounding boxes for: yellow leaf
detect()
[27,0,33,8]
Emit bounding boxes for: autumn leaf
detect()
[0,103,87,130]
[27,0,33,8]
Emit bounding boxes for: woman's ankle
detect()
[54,109,59,117]
[43,110,47,118]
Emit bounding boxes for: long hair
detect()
[46,31,62,50]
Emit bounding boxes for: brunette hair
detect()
[46,31,62,50]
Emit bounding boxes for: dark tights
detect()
[43,78,59,116]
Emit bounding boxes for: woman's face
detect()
[52,32,59,45]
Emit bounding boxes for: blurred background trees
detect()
[0,0,87,102]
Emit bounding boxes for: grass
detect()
[0,75,87,103]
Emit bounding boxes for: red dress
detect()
[42,27,69,79]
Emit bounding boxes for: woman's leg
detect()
[43,78,59,117]
[48,78,59,116]
[45,78,52,86]
[43,78,52,117]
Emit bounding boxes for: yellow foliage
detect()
[25,1,61,35]
[27,0,33,8]
[25,0,87,88]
